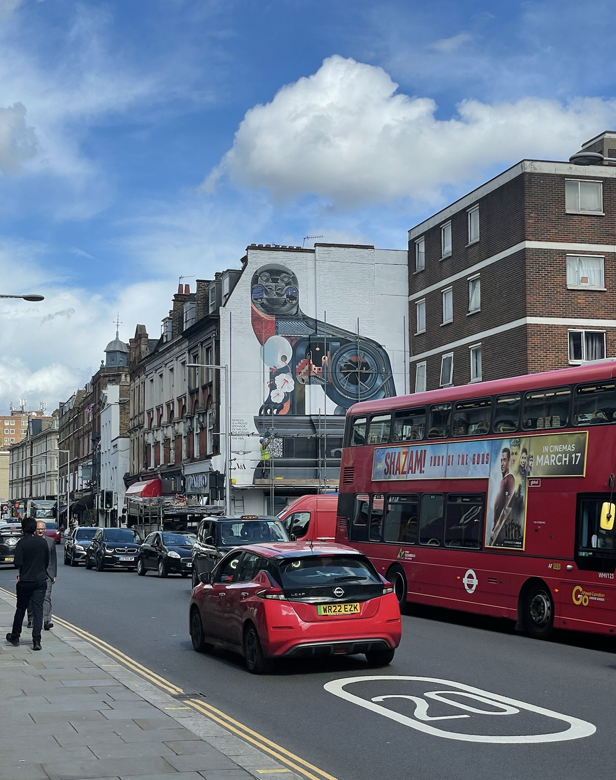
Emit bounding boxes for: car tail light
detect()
[382,582,394,595]
[256,586,286,601]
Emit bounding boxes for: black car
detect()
[0,521,22,566]
[85,527,142,571]
[64,526,100,566]
[137,531,196,578]
[191,515,288,588]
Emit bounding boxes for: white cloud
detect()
[206,55,616,208]
[0,102,38,174]
[430,32,472,53]
[0,0,22,22]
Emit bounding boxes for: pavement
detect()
[0,588,303,780]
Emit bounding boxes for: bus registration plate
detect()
[317,603,360,616]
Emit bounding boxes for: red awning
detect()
[125,479,162,498]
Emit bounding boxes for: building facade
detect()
[408,133,616,391]
[127,243,409,518]
[1,408,46,450]
[58,332,130,525]
[99,384,130,526]
[9,415,59,510]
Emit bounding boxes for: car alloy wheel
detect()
[96,554,105,572]
[243,624,273,675]
[190,608,212,653]
[158,559,168,578]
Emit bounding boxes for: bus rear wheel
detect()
[387,565,408,612]
[522,582,554,640]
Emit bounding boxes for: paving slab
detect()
[0,589,303,780]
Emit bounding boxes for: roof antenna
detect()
[302,235,323,248]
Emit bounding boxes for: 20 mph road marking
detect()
[324,676,596,744]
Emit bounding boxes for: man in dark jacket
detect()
[26,521,57,631]
[6,516,49,651]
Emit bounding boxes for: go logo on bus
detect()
[325,676,596,744]
[572,585,605,606]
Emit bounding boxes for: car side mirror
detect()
[199,571,212,585]
[289,532,296,541]
[204,536,214,545]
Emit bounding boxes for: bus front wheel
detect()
[387,565,408,612]
[522,582,554,640]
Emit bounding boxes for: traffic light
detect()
[209,472,225,501]
[104,491,114,510]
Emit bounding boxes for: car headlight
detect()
[6,537,18,547]
[75,544,85,551]
[167,550,180,559]
[104,545,113,553]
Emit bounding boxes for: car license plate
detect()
[185,562,192,567]
[2,556,14,563]
[317,603,360,615]
[118,556,135,562]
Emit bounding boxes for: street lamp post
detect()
[186,363,231,516]
[0,294,44,301]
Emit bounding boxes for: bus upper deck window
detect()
[493,394,520,433]
[392,408,426,441]
[453,398,491,437]
[523,387,570,430]
[428,404,451,439]
[352,417,367,446]
[574,382,616,425]
[367,414,392,445]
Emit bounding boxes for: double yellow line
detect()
[0,587,339,780]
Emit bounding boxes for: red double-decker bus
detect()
[336,361,616,639]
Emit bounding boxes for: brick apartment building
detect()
[0,408,46,450]
[408,131,616,391]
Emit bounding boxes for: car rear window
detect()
[277,556,380,588]
[45,522,58,529]
[75,528,97,540]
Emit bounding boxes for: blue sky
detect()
[0,0,614,411]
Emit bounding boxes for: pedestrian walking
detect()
[5,516,49,651]
[26,521,57,631]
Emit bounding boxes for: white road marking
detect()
[324,676,596,744]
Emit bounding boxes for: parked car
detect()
[137,531,196,578]
[189,542,401,674]
[0,521,22,566]
[278,494,337,542]
[43,521,61,544]
[191,516,289,588]
[64,526,100,566]
[85,527,142,571]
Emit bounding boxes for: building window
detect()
[442,287,453,324]
[9,420,14,426]
[566,255,604,289]
[440,353,453,386]
[416,299,426,334]
[415,362,427,393]
[415,237,425,272]
[565,179,603,214]
[468,275,481,313]
[467,206,479,244]
[441,222,452,258]
[4,429,8,434]
[569,330,606,363]
[470,344,482,382]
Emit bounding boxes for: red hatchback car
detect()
[189,542,401,674]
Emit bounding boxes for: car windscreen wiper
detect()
[334,575,368,582]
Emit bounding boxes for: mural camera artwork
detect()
[250,263,397,484]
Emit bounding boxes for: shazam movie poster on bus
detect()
[485,438,531,550]
[372,431,588,551]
